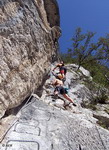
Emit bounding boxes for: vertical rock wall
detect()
[0,0,61,118]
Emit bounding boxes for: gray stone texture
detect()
[0,0,61,119]
[1,98,109,150]
[0,64,109,150]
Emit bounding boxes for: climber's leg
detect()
[63,94,77,106]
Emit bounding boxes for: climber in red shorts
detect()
[52,61,67,82]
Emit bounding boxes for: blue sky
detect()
[57,0,109,53]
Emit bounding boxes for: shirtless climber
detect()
[51,78,77,107]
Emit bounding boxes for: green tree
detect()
[60,27,109,87]
[68,27,105,69]
[98,34,109,65]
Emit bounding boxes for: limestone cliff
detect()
[0,64,109,149]
[0,0,61,119]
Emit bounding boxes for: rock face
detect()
[1,97,109,150]
[42,63,96,106]
[0,64,109,149]
[0,0,61,118]
[42,63,109,129]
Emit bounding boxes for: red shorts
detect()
[60,70,64,74]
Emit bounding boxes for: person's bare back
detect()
[52,78,63,87]
[52,79,77,107]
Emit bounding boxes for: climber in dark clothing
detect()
[52,61,67,75]
[51,78,76,106]
[52,61,67,82]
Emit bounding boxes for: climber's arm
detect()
[52,64,60,71]
[52,66,57,71]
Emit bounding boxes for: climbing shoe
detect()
[52,94,58,99]
[72,103,77,107]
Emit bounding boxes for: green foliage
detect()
[98,35,109,61]
[60,52,76,64]
[83,62,109,88]
[104,108,109,114]
[60,27,109,88]
[68,27,106,69]
[97,120,108,129]
[62,27,109,69]
[83,80,108,106]
[93,114,109,130]
[92,91,108,104]
[84,103,97,110]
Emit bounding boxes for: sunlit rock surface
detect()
[0,0,61,119]
[0,64,109,150]
[1,97,109,150]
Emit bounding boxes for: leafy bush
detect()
[92,93,108,104]
[84,103,97,110]
[83,62,109,88]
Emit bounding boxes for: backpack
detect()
[64,87,69,94]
